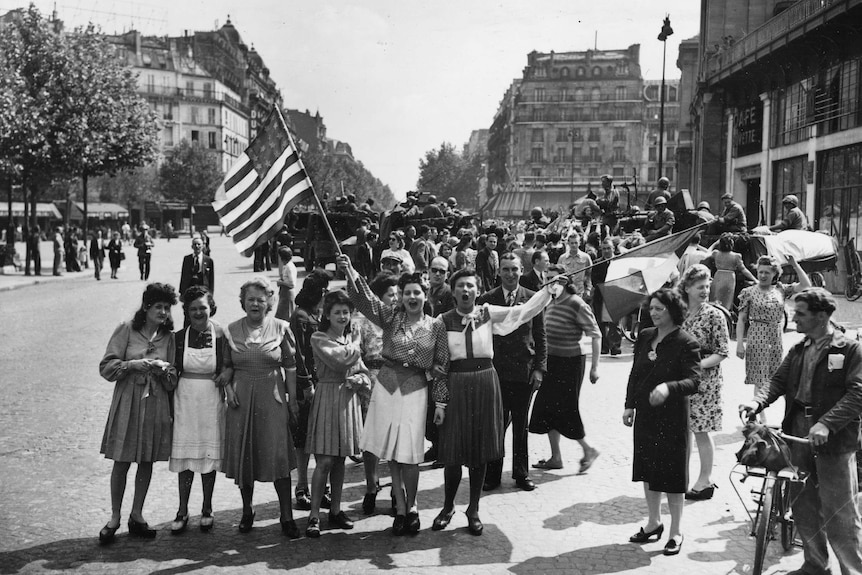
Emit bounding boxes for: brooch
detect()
[647,350,657,361]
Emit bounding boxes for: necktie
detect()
[197,256,202,274]
[506,291,515,306]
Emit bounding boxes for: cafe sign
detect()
[733,99,763,157]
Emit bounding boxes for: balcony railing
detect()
[705,0,842,79]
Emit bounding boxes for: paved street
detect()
[0,234,856,574]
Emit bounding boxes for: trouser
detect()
[600,321,622,354]
[138,254,151,280]
[788,410,862,575]
[53,251,62,275]
[485,379,532,483]
[93,255,103,279]
[29,250,41,275]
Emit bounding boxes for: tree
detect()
[302,146,396,210]
[417,142,485,209]
[58,25,159,235]
[158,139,224,233]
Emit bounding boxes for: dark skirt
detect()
[437,367,504,468]
[529,355,586,439]
[631,399,691,493]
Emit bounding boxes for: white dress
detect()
[169,326,225,473]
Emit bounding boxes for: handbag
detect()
[735,422,796,473]
[119,252,126,260]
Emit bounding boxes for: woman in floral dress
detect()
[679,265,729,501]
[736,255,811,417]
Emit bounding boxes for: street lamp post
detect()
[657,15,673,182]
[568,128,576,207]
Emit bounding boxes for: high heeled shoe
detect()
[238,510,255,533]
[629,523,664,543]
[685,484,716,501]
[431,508,455,531]
[306,516,321,538]
[127,517,157,539]
[465,512,483,536]
[406,511,420,535]
[281,519,300,539]
[362,492,377,515]
[392,514,407,536]
[98,522,120,544]
[199,511,214,532]
[664,534,684,555]
[170,513,189,535]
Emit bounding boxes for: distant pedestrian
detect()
[275,246,297,321]
[90,230,106,280]
[134,226,154,280]
[52,226,63,276]
[107,231,123,279]
[65,227,81,272]
[27,225,41,276]
[179,236,214,300]
[98,283,178,544]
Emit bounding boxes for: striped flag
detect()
[596,224,707,322]
[213,109,313,257]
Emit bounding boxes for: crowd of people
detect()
[91,183,861,574]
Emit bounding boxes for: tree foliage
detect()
[302,146,396,209]
[158,139,224,206]
[416,142,483,210]
[0,5,159,231]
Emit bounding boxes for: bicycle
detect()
[730,429,807,575]
[844,237,862,301]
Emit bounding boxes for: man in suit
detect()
[179,235,214,299]
[475,233,499,292]
[89,229,106,280]
[478,252,547,491]
[409,224,435,273]
[355,231,378,281]
[520,249,549,292]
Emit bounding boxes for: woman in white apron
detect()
[169,286,230,533]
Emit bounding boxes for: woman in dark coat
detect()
[623,288,700,556]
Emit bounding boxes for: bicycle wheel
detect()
[753,474,777,575]
[847,273,862,301]
[778,479,795,551]
[810,272,825,288]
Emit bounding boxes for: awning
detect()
[73,202,129,219]
[0,202,61,219]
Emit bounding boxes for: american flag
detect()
[213,109,313,257]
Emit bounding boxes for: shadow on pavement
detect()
[543,495,647,531]
[0,502,514,574]
[510,543,652,575]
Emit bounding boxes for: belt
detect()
[750,318,772,324]
[793,400,814,417]
[383,358,424,372]
[449,358,494,372]
[365,358,385,370]
[181,372,215,380]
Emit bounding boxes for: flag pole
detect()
[274,107,356,289]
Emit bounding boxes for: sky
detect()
[4,0,700,199]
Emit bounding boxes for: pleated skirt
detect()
[529,355,587,439]
[305,380,363,457]
[101,376,172,463]
[223,372,296,487]
[437,367,504,468]
[360,379,427,464]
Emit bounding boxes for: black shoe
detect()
[238,510,255,533]
[295,487,311,511]
[320,492,332,509]
[466,512,483,536]
[392,514,407,536]
[482,480,501,492]
[329,511,354,530]
[629,523,664,543]
[199,511,214,532]
[685,484,716,501]
[431,508,455,531]
[306,516,321,538]
[99,522,119,545]
[515,477,536,491]
[170,513,189,535]
[362,492,377,515]
[281,519,300,539]
[663,534,684,556]
[406,511,420,534]
[128,517,157,539]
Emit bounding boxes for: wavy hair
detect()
[131,283,178,332]
[678,264,712,305]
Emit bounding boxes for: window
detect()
[561,67,570,78]
[666,146,676,160]
[588,166,598,177]
[616,61,629,75]
[560,88,568,101]
[574,88,585,102]
[554,148,568,163]
[534,67,547,78]
[532,108,545,122]
[163,105,173,120]
[615,86,627,100]
[531,168,543,177]
[191,106,200,124]
[531,148,544,162]
[649,146,657,161]
[203,83,213,98]
[590,87,601,101]
[666,127,677,141]
[588,127,600,142]
[648,167,657,182]
[556,128,569,142]
[588,147,600,162]
[208,132,217,149]
[163,128,173,146]
[207,108,216,124]
[668,86,678,102]
[666,167,674,180]
[560,109,568,121]
[613,127,626,142]
[186,81,194,96]
[534,88,545,102]
[570,128,583,141]
[576,67,586,77]
[592,66,602,77]
[558,167,566,177]
[146,75,155,93]
[613,147,625,162]
[615,107,627,121]
[191,130,200,144]
[531,128,544,143]
[613,166,625,177]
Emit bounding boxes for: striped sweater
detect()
[545,292,602,357]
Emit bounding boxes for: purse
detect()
[735,422,796,473]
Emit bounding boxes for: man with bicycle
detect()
[740,287,862,575]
